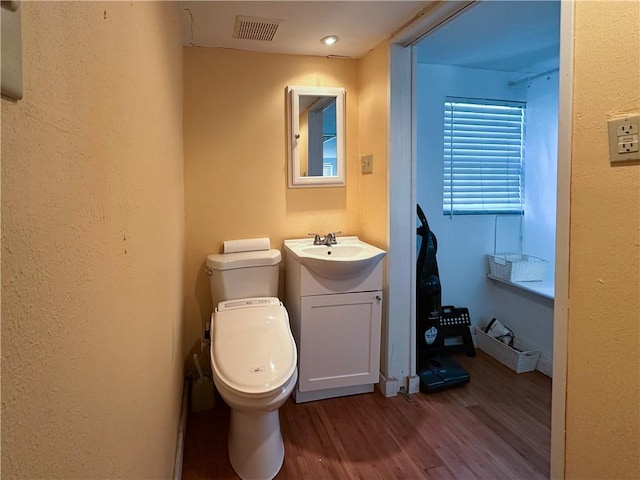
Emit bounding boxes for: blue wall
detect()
[415,63,558,373]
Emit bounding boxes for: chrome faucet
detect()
[308,231,341,246]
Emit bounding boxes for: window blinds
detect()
[443,98,525,215]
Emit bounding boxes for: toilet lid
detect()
[211,298,297,396]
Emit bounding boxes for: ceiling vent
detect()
[233,15,282,42]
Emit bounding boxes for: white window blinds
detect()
[443,98,525,215]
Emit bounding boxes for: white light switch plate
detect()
[608,114,640,163]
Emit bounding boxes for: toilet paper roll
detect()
[223,237,271,254]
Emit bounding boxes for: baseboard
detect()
[295,383,374,403]
[407,375,420,394]
[173,376,189,480]
[377,372,400,397]
[536,356,553,378]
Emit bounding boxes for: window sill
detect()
[487,274,554,300]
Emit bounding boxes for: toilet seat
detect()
[211,297,297,397]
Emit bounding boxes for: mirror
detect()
[288,86,345,188]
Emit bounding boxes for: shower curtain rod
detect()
[508,67,559,87]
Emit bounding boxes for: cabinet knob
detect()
[375,295,382,303]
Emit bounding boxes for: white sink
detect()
[283,237,386,279]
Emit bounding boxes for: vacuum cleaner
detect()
[416,204,474,393]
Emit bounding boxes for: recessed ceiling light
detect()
[321,35,339,46]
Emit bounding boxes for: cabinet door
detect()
[299,291,382,392]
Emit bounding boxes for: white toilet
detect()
[206,249,297,480]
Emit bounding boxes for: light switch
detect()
[361,154,373,174]
[608,114,640,163]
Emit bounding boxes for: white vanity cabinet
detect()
[284,246,384,403]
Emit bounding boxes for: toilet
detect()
[206,248,297,480]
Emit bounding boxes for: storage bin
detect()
[476,327,540,373]
[487,254,547,282]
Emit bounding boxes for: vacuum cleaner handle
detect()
[416,204,437,253]
[417,204,428,226]
[416,204,428,236]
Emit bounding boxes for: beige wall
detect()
[357,42,389,249]
[1,2,185,478]
[357,41,391,372]
[3,2,637,478]
[182,48,364,358]
[565,1,640,478]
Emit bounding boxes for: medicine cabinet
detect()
[287,86,345,188]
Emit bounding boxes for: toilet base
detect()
[228,408,284,480]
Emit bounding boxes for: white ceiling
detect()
[180,1,430,59]
[180,1,560,73]
[415,1,560,74]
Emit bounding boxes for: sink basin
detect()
[283,237,386,279]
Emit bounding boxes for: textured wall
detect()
[182,48,363,361]
[357,41,391,376]
[1,2,185,478]
[565,1,640,478]
[357,41,389,250]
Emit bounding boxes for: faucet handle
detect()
[326,231,342,244]
[308,233,322,245]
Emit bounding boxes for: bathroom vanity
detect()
[283,237,385,403]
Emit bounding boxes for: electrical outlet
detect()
[608,114,640,163]
[617,122,637,136]
[618,138,638,154]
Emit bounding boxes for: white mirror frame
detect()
[288,86,345,188]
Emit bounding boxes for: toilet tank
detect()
[205,249,282,308]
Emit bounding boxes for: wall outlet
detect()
[617,122,638,136]
[608,114,640,163]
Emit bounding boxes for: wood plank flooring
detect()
[182,351,551,480]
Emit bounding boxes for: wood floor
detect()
[182,351,551,480]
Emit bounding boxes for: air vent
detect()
[233,15,282,42]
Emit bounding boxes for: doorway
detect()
[414,0,559,368]
[387,0,572,477]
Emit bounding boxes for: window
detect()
[443,97,525,215]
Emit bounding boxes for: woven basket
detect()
[476,327,540,373]
[487,254,547,282]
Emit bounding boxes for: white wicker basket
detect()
[487,254,547,282]
[476,327,540,373]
